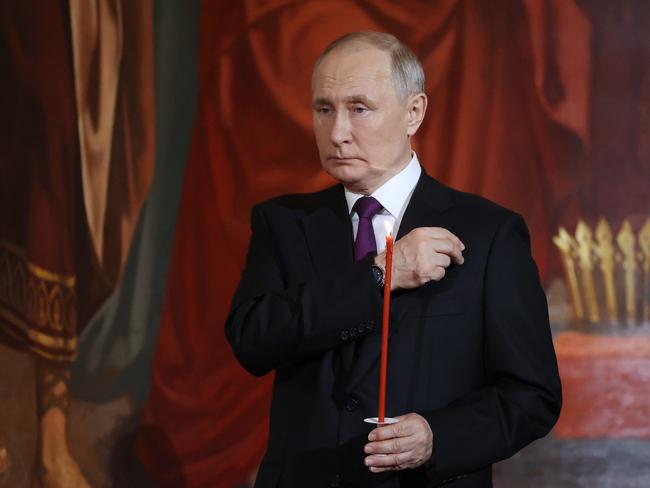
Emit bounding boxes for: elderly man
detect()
[226,32,561,487]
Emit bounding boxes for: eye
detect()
[352,105,368,114]
[315,105,333,115]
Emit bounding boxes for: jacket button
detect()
[340,330,349,341]
[345,395,359,412]
[329,473,341,487]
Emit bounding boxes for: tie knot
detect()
[353,196,383,220]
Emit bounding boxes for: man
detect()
[226,31,561,487]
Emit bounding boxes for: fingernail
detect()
[368,434,375,441]
[365,458,371,466]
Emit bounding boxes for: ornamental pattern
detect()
[0,242,77,360]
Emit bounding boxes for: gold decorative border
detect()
[0,241,77,359]
[0,310,76,361]
[0,240,75,288]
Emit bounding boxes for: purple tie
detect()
[353,196,383,261]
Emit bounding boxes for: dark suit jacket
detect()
[226,171,562,488]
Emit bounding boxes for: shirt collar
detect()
[344,152,422,218]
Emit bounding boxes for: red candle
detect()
[378,232,393,423]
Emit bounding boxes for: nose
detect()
[330,111,351,147]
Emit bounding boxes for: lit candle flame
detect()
[384,220,393,236]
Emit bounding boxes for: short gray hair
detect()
[313,31,425,101]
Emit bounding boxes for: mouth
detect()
[327,156,358,163]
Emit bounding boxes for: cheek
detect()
[313,121,332,143]
[376,118,407,149]
[355,122,391,155]
[363,114,396,138]
[352,120,381,147]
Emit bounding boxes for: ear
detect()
[406,93,428,137]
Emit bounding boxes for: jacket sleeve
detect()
[225,204,382,377]
[421,213,562,484]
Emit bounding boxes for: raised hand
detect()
[375,227,465,290]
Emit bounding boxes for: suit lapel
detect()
[396,172,453,240]
[299,184,354,278]
[346,171,454,393]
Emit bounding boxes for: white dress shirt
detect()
[344,153,422,253]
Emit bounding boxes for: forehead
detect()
[312,44,395,99]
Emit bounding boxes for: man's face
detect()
[312,44,413,193]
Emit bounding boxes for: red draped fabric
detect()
[138,1,649,486]
[0,0,155,361]
[0,0,83,360]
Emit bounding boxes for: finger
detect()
[368,421,413,442]
[432,267,446,282]
[433,252,452,269]
[416,253,452,274]
[451,249,465,265]
[419,266,445,284]
[431,241,464,265]
[429,237,463,258]
[366,451,423,473]
[364,436,416,455]
[421,227,465,251]
[365,451,411,469]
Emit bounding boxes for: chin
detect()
[323,161,369,188]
